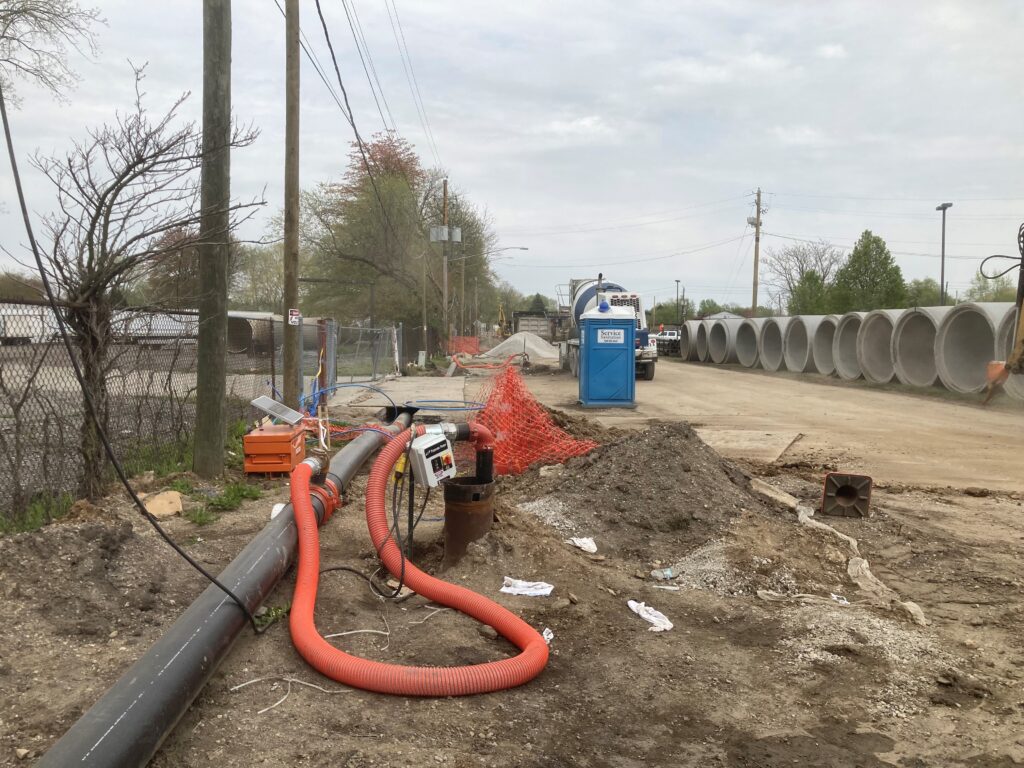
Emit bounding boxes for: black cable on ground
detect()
[0,81,264,635]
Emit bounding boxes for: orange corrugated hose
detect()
[288,424,549,696]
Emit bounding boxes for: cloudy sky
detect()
[2,0,1023,309]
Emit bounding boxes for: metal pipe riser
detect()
[39,414,411,768]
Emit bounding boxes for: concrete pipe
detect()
[695,320,711,362]
[811,315,839,376]
[709,318,744,364]
[891,307,953,388]
[736,318,768,368]
[995,306,1024,401]
[680,320,701,361]
[935,302,1015,394]
[758,317,792,372]
[856,309,905,384]
[833,312,867,380]
[783,315,828,373]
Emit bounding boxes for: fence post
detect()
[326,318,337,391]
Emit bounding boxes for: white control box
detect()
[409,433,456,487]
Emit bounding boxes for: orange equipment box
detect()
[243,424,306,474]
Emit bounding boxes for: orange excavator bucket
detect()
[983,361,1010,405]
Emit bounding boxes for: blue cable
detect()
[299,382,398,414]
[402,399,485,412]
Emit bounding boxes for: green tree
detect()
[787,270,831,314]
[904,277,941,307]
[231,243,283,311]
[829,230,905,313]
[526,293,548,312]
[965,272,1016,302]
[697,298,722,317]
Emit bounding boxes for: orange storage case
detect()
[244,424,306,474]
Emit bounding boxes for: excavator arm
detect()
[983,223,1024,404]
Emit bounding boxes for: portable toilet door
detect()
[579,304,636,407]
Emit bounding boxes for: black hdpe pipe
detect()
[38,413,412,768]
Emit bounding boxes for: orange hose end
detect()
[288,427,549,696]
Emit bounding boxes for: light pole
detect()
[936,202,952,305]
[675,279,681,325]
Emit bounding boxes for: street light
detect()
[936,202,953,305]
[675,279,681,324]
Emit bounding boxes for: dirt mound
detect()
[541,403,626,443]
[500,422,761,563]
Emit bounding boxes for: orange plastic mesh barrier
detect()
[448,336,480,355]
[472,366,597,475]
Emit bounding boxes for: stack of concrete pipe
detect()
[688,304,1022,401]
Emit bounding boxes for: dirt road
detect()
[523,361,1024,493]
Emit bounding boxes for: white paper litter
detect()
[542,627,554,645]
[500,577,554,597]
[627,600,673,632]
[565,536,597,554]
[831,593,850,606]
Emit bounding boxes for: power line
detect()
[501,195,753,237]
[384,0,441,167]
[498,234,746,269]
[772,191,1024,203]
[340,0,393,133]
[763,232,986,260]
[273,0,349,119]
[770,203,1020,221]
[313,0,403,248]
[349,0,398,131]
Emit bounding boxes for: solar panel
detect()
[250,395,305,426]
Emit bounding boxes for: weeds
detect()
[207,482,262,512]
[0,491,74,534]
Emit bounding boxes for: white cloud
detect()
[815,43,848,59]
[772,125,834,148]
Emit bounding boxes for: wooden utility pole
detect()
[751,187,762,315]
[194,0,231,478]
[282,0,300,408]
[421,247,428,355]
[442,178,449,345]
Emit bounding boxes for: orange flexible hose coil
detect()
[288,425,549,696]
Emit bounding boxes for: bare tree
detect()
[30,68,259,498]
[0,0,101,103]
[761,239,846,309]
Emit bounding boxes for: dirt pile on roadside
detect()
[500,422,758,562]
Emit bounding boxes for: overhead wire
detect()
[384,0,441,167]
[340,0,393,133]
[349,0,398,132]
[498,234,746,269]
[312,0,407,252]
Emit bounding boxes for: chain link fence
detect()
[0,301,280,526]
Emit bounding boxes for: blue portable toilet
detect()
[579,302,636,408]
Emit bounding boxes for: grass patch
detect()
[225,419,248,471]
[121,440,192,479]
[184,506,218,526]
[206,481,262,512]
[166,478,195,496]
[0,491,74,534]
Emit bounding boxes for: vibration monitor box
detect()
[243,423,306,474]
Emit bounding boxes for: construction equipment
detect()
[983,223,1024,404]
[559,273,658,381]
[497,301,511,339]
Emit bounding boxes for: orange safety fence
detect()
[448,336,481,355]
[471,366,597,475]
